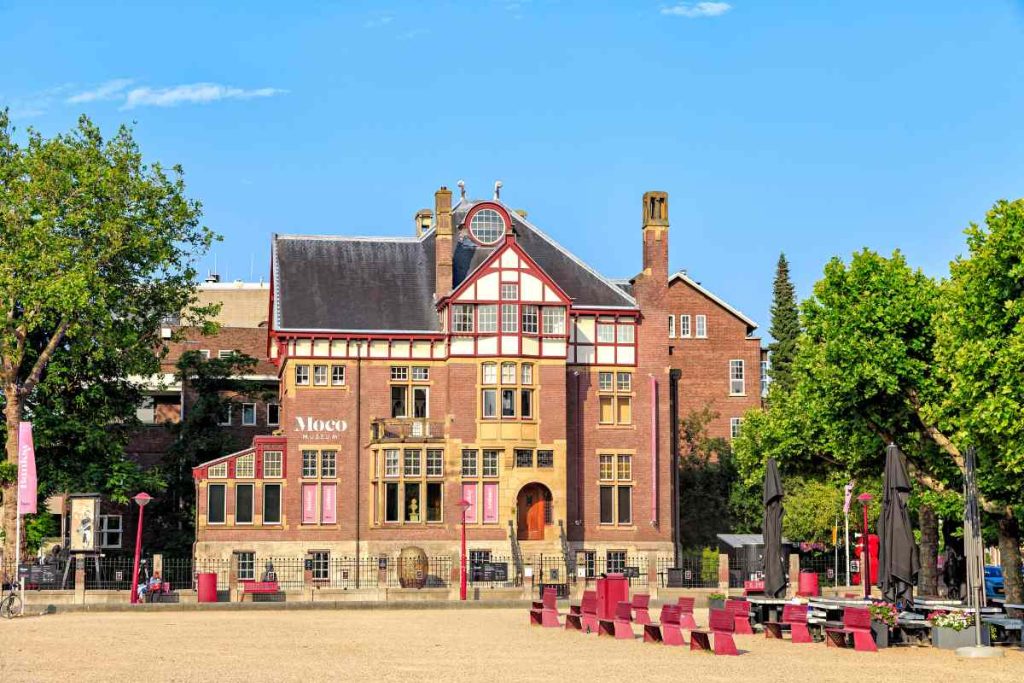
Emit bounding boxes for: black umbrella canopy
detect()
[762,458,787,598]
[878,443,920,605]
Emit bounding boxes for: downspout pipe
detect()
[355,341,362,586]
[669,369,681,566]
[650,374,658,527]
[574,370,582,526]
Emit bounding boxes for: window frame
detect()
[313,364,329,386]
[207,484,226,525]
[263,483,282,524]
[730,417,743,440]
[235,483,254,525]
[98,515,123,549]
[241,403,257,426]
[597,452,633,527]
[237,551,256,580]
[597,370,633,426]
[266,403,280,426]
[679,314,691,338]
[332,365,346,386]
[668,315,675,338]
[541,306,566,335]
[294,364,310,386]
[477,304,498,333]
[453,304,475,333]
[695,314,707,338]
[521,305,539,334]
[730,359,745,396]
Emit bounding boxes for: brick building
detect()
[191,186,763,573]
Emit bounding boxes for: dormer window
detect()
[467,206,507,245]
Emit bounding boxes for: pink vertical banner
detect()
[483,483,498,524]
[462,483,478,524]
[301,484,317,524]
[321,484,337,524]
[18,422,37,515]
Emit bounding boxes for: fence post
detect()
[645,551,659,599]
[717,553,729,594]
[229,554,239,602]
[74,555,86,605]
[788,554,801,597]
[153,554,163,579]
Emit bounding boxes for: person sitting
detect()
[260,562,277,583]
[137,574,162,602]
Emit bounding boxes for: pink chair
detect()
[725,598,754,635]
[643,604,686,646]
[764,604,812,644]
[632,593,652,625]
[529,587,561,628]
[825,607,876,652]
[598,600,634,640]
[566,591,598,633]
[676,596,699,629]
[690,608,739,656]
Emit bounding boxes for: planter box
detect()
[709,599,725,610]
[870,621,890,649]
[931,625,989,650]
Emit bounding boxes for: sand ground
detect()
[1,607,1021,682]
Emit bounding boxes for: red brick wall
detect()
[666,278,763,444]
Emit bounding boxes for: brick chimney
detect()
[434,187,453,300]
[641,190,669,282]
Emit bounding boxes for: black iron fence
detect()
[798,552,840,589]
[657,552,719,588]
[85,556,137,590]
[467,554,520,589]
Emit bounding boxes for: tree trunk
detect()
[998,511,1023,607]
[2,389,23,566]
[918,504,938,596]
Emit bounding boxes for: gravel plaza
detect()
[2,607,1021,682]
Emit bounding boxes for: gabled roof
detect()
[669,270,759,332]
[452,199,637,308]
[192,446,255,472]
[271,197,638,334]
[444,233,572,305]
[273,233,440,333]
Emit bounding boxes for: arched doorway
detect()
[517,483,552,541]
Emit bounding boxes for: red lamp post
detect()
[857,493,872,599]
[129,492,152,604]
[456,498,471,601]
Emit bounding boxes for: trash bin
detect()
[196,572,218,603]
[596,573,629,621]
[798,570,820,597]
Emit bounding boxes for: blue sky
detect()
[3,1,1023,338]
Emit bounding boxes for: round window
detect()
[469,208,506,244]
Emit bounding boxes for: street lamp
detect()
[129,492,153,604]
[456,498,471,601]
[857,493,872,600]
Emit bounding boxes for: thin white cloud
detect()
[397,28,430,41]
[364,14,394,29]
[121,83,287,109]
[660,2,732,18]
[67,78,134,104]
[4,83,75,119]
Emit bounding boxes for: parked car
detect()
[984,565,1004,599]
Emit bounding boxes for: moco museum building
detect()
[193,185,763,575]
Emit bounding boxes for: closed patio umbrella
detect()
[762,458,787,598]
[878,443,920,606]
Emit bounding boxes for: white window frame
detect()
[679,315,691,338]
[263,484,282,524]
[501,304,518,333]
[501,362,517,385]
[199,349,211,360]
[218,350,235,359]
[521,305,539,334]
[218,404,232,426]
[731,417,743,440]
[241,403,257,426]
[482,450,499,477]
[695,314,707,338]
[596,323,615,343]
[730,359,745,395]
[412,366,430,381]
[426,449,444,477]
[332,365,346,386]
[453,304,474,333]
[321,450,337,478]
[384,449,400,478]
[235,483,254,525]
[477,304,498,333]
[235,453,255,478]
[207,484,226,525]
[668,315,675,338]
[263,450,283,478]
[481,363,497,385]
[295,364,310,386]
[541,307,566,335]
[313,364,329,386]
[501,283,519,300]
[236,551,256,580]
[617,324,635,344]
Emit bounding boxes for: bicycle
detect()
[1,582,23,619]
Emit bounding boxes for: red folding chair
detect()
[676,596,699,630]
[725,598,754,635]
[632,593,652,625]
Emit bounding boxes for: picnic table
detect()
[745,595,792,626]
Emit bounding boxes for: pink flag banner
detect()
[843,481,855,515]
[18,421,37,515]
[462,483,478,524]
[321,484,337,524]
[483,483,498,524]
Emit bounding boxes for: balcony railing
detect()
[370,418,445,443]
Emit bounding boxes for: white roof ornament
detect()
[457,179,466,200]
[494,180,502,200]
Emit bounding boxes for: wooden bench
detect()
[643,604,686,646]
[726,598,754,635]
[825,607,876,652]
[144,580,172,603]
[631,593,652,625]
[597,601,634,640]
[764,603,811,643]
[743,580,765,596]
[566,591,597,633]
[676,596,699,630]
[983,616,1023,644]
[691,608,738,655]
[529,587,560,628]
[240,580,281,602]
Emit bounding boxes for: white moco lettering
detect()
[295,416,347,432]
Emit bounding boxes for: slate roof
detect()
[273,198,637,333]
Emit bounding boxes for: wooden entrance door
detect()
[517,484,547,541]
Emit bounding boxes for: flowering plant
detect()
[869,602,898,627]
[708,592,727,601]
[928,610,974,632]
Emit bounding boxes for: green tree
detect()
[146,350,273,555]
[767,253,800,393]
[931,198,1024,604]
[0,111,214,561]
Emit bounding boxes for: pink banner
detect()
[301,484,317,524]
[483,483,498,524]
[462,483,478,524]
[18,422,37,515]
[843,481,855,514]
[321,484,337,524]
